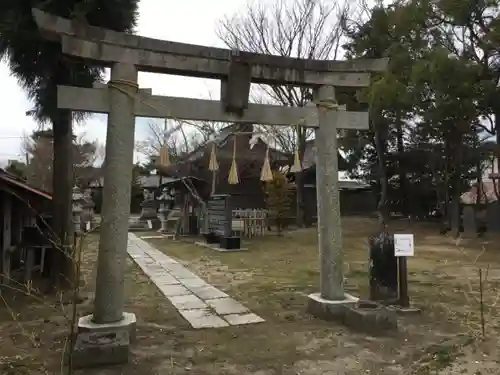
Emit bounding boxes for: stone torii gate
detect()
[32,8,388,358]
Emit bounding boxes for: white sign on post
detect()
[394,234,414,257]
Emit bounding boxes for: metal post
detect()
[398,257,409,307]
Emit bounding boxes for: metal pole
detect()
[398,256,409,307]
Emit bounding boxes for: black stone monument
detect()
[368,232,398,303]
[206,194,241,250]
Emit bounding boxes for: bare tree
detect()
[74,133,100,168]
[135,119,225,161]
[217,0,350,226]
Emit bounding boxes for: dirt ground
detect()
[1,217,500,374]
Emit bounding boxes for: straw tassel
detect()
[158,145,170,167]
[158,118,171,168]
[289,123,302,173]
[290,150,302,173]
[208,142,219,171]
[260,146,273,182]
[228,136,239,184]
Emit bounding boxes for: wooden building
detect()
[161,123,291,209]
[0,169,53,290]
[292,140,376,220]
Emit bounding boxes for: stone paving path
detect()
[127,233,265,329]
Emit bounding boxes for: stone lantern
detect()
[139,188,159,228]
[82,188,96,231]
[72,186,85,235]
[157,187,174,232]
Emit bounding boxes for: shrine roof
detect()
[0,169,52,200]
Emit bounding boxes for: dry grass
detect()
[1,217,500,374]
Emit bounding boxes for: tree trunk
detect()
[494,110,500,200]
[374,126,389,229]
[49,109,74,288]
[450,192,461,238]
[395,114,407,216]
[442,138,451,231]
[475,132,482,209]
[449,132,464,238]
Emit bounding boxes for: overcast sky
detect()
[0,0,247,166]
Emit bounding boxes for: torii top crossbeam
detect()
[31,9,388,88]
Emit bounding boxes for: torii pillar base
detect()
[307,292,358,320]
[307,293,399,335]
[71,313,137,368]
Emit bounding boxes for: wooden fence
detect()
[232,209,268,238]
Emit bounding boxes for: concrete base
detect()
[158,232,177,240]
[307,292,359,320]
[72,330,130,368]
[307,294,398,335]
[194,241,248,252]
[78,312,137,343]
[128,221,148,231]
[387,305,421,315]
[133,218,160,230]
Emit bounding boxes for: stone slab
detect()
[224,313,265,325]
[181,277,208,289]
[142,264,166,274]
[195,241,248,252]
[156,257,179,265]
[157,284,191,297]
[152,273,180,285]
[136,242,160,253]
[128,253,146,259]
[77,312,137,343]
[169,269,198,280]
[169,294,207,310]
[190,285,228,300]
[178,308,229,328]
[72,330,130,368]
[158,262,186,271]
[206,297,249,315]
[153,258,179,266]
[133,257,155,265]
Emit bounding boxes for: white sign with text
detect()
[394,234,414,257]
